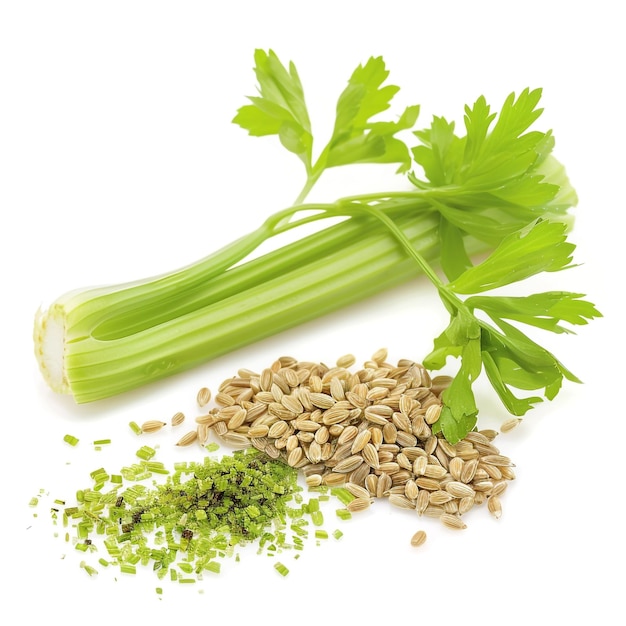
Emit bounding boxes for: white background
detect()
[1,1,623,623]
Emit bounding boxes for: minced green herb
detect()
[56,449,340,581]
[63,434,79,446]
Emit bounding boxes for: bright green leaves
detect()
[466,292,601,334]
[450,219,576,294]
[425,308,481,443]
[325,57,419,171]
[234,50,418,203]
[479,319,580,412]
[411,89,573,278]
[232,49,313,166]
[411,116,462,187]
[232,51,600,444]
[424,219,601,442]
[437,367,479,444]
[411,90,550,190]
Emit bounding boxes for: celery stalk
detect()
[35,200,454,403]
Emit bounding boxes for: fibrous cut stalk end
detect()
[34,305,70,395]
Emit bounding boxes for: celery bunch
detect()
[34,50,600,442]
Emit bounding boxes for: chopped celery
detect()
[274,562,289,577]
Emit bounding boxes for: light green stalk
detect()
[34,193,453,403]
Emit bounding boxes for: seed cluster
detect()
[193,350,515,530]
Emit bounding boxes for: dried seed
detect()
[378,462,400,475]
[215,391,235,407]
[488,496,502,519]
[458,496,475,515]
[479,428,499,441]
[362,443,380,469]
[196,423,210,445]
[281,394,304,415]
[336,353,356,368]
[247,424,269,438]
[500,466,516,481]
[369,427,383,448]
[260,368,274,392]
[473,480,494,492]
[415,477,441,491]
[391,469,413,486]
[396,431,418,448]
[345,482,371,500]
[410,530,427,547]
[268,420,289,439]
[396,452,412,471]
[347,497,371,513]
[423,464,447,479]
[320,442,333,461]
[480,463,503,480]
[481,454,513,467]
[171,412,185,427]
[392,412,413,434]
[220,432,251,448]
[311,425,328,444]
[443,500,459,514]
[307,440,322,464]
[197,387,212,407]
[413,456,428,476]
[310,392,336,410]
[460,458,479,483]
[423,505,445,518]
[449,457,464,481]
[322,407,350,425]
[333,455,364,474]
[424,436,438,456]
[306,474,323,488]
[227,408,247,431]
[365,474,378,496]
[351,430,371,454]
[440,513,467,530]
[404,479,419,501]
[500,418,522,433]
[491,481,508,497]
[431,375,453,396]
[297,419,321,433]
[376,473,392,498]
[349,461,371,487]
[176,430,199,447]
[382,421,398,443]
[337,425,358,445]
[445,481,476,499]
[287,447,304,467]
[429,490,454,505]
[323,472,347,486]
[296,431,314,443]
[264,443,280,459]
[424,404,442,425]
[416,489,429,515]
[389,494,415,510]
[402,446,427,461]
[141,420,167,434]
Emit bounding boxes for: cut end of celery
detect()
[34,306,70,395]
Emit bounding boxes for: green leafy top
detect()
[234,50,601,444]
[233,49,419,203]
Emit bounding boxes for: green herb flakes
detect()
[58,449,318,582]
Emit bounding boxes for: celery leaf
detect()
[450,219,576,294]
[233,49,313,166]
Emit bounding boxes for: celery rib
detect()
[35,202,455,403]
